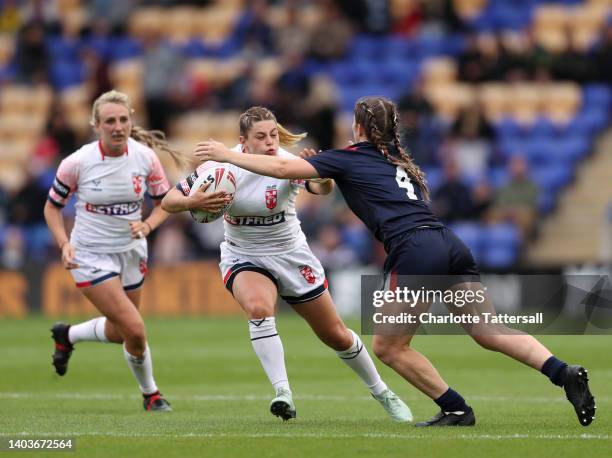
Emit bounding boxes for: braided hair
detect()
[354,96,429,200]
[239,106,307,147]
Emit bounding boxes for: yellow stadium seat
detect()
[479,83,509,122]
[422,57,458,86]
[193,7,239,43]
[453,0,488,19]
[0,34,14,65]
[534,29,568,53]
[533,4,568,29]
[128,8,165,40]
[110,59,144,86]
[0,160,26,192]
[165,7,198,44]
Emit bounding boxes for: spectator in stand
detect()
[309,0,353,61]
[311,224,358,272]
[470,181,493,221]
[14,20,48,84]
[432,159,474,223]
[142,28,187,132]
[34,106,79,166]
[234,0,276,57]
[490,155,539,238]
[593,21,612,84]
[458,33,505,82]
[397,79,445,165]
[449,104,493,178]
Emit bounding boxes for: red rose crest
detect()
[265,185,277,209]
[299,265,316,284]
[132,175,143,195]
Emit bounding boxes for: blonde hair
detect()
[239,106,306,147]
[355,96,429,200]
[91,90,189,169]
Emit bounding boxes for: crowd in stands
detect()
[0,0,610,273]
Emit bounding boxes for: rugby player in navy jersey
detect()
[194,96,595,427]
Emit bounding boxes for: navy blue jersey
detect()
[304,141,442,252]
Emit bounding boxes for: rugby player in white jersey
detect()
[162,106,412,422]
[44,90,225,411]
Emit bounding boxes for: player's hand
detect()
[129,220,151,239]
[61,242,79,270]
[194,139,231,163]
[299,148,318,159]
[188,182,232,213]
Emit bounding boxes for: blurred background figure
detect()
[490,155,539,239]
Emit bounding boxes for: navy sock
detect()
[435,388,469,413]
[541,356,568,387]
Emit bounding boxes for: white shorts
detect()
[70,240,148,290]
[219,241,327,304]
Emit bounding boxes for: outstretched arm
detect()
[194,140,320,179]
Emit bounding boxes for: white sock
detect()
[68,317,109,344]
[248,317,290,392]
[336,329,388,396]
[123,344,158,395]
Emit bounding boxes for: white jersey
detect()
[48,137,171,253]
[177,146,307,255]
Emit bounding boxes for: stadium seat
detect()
[488,166,510,189]
[47,36,82,62]
[583,84,612,110]
[481,245,518,269]
[481,223,521,269]
[50,60,86,90]
[531,163,574,193]
[109,37,143,61]
[451,222,485,261]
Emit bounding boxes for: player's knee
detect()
[473,334,502,352]
[372,338,403,365]
[122,319,146,348]
[320,322,352,351]
[242,297,274,319]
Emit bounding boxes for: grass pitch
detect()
[0,316,609,457]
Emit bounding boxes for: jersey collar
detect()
[98,140,128,160]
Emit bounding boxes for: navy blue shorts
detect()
[384,226,480,278]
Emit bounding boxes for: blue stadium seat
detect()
[538,191,557,215]
[348,35,387,61]
[329,61,368,86]
[497,137,530,158]
[109,37,142,61]
[47,36,82,62]
[50,60,86,90]
[488,166,509,188]
[385,37,417,61]
[482,245,518,269]
[84,36,111,60]
[583,84,611,110]
[481,223,521,269]
[181,39,212,58]
[570,107,609,135]
[530,117,556,138]
[340,86,368,112]
[451,222,485,261]
[530,163,573,193]
[374,60,419,91]
[422,167,443,193]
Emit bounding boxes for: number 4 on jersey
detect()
[395,166,418,200]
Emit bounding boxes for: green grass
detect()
[0,316,609,457]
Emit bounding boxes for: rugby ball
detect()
[188,162,236,223]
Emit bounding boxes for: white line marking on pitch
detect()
[0,392,610,403]
[1,432,610,440]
